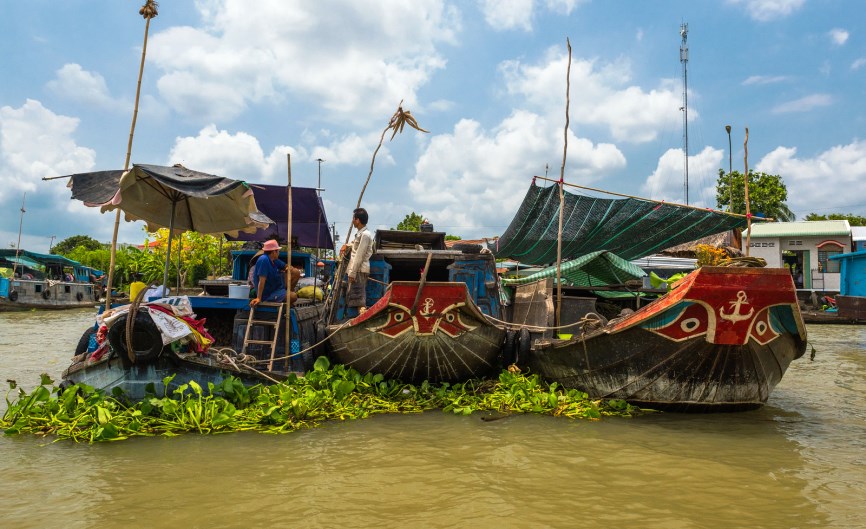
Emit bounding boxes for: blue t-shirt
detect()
[252,257,286,300]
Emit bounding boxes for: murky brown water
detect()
[1,310,864,528]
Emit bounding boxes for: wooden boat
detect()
[323,229,506,384]
[495,182,807,411]
[0,249,100,311]
[60,181,333,400]
[517,266,807,411]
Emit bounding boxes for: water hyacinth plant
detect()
[2,358,641,443]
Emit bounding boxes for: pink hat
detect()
[262,239,281,252]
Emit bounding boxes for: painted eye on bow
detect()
[445,313,455,323]
[394,312,405,322]
[644,303,709,342]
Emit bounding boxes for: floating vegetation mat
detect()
[2,358,641,443]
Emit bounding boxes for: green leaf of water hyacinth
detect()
[0,357,642,442]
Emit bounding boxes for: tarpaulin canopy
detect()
[496,183,757,265]
[64,164,274,288]
[226,184,334,250]
[501,250,645,288]
[65,164,272,236]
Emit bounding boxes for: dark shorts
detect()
[347,273,368,308]
[266,288,287,302]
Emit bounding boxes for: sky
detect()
[2,0,865,253]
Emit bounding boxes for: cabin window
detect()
[817,250,841,273]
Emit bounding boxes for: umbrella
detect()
[65,164,272,290]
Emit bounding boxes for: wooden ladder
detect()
[241,301,284,371]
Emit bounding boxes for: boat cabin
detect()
[331,229,502,321]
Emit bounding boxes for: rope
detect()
[482,312,606,333]
[124,286,150,364]
[251,321,353,365]
[210,346,281,384]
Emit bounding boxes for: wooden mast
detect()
[285,153,293,369]
[744,128,752,256]
[105,0,158,309]
[555,38,572,332]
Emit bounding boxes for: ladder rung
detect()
[257,302,284,307]
[245,339,277,345]
[250,320,279,325]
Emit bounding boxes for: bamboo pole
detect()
[105,0,158,310]
[555,38,572,332]
[12,194,26,281]
[323,102,427,324]
[285,153,293,370]
[744,127,752,256]
[411,252,434,316]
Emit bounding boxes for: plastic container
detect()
[557,333,573,340]
[228,284,249,299]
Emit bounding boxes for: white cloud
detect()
[0,100,141,246]
[851,58,866,71]
[641,146,723,207]
[501,48,682,143]
[168,125,309,184]
[45,64,126,110]
[407,111,626,237]
[147,1,459,124]
[0,99,96,196]
[771,94,832,114]
[829,28,849,46]
[726,0,805,22]
[742,75,790,85]
[757,141,866,216]
[479,0,583,32]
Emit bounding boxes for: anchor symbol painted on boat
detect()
[419,297,435,316]
[719,290,755,323]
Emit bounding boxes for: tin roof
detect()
[748,220,851,238]
[851,226,866,241]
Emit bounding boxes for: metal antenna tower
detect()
[679,22,689,205]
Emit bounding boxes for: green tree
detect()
[716,169,796,221]
[51,235,103,255]
[395,212,424,231]
[803,213,866,226]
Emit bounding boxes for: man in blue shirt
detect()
[250,239,299,307]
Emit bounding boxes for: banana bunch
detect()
[139,0,159,19]
[388,104,429,141]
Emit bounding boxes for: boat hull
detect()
[326,282,506,384]
[62,349,280,401]
[524,267,807,411]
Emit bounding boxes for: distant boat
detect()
[322,229,506,384]
[0,249,100,311]
[496,182,807,411]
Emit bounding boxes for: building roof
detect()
[851,226,866,241]
[748,220,851,238]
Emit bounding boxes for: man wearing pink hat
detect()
[250,239,299,307]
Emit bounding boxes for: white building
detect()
[747,220,851,291]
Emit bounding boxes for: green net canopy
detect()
[501,250,645,287]
[495,183,752,264]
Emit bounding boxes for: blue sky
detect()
[2,0,865,253]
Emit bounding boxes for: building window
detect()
[818,250,842,273]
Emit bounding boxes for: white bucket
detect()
[228,284,249,299]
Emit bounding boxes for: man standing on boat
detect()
[250,239,300,307]
[344,208,374,315]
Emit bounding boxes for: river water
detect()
[0,309,864,528]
